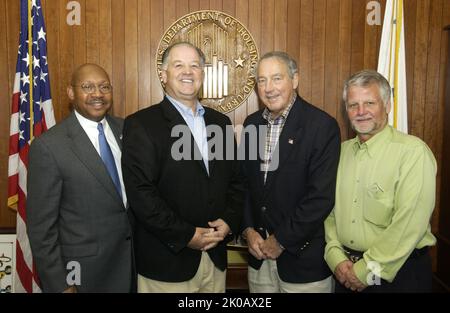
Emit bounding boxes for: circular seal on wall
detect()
[156,10,259,114]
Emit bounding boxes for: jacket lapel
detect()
[66,112,124,205]
[263,97,304,191]
[107,115,123,150]
[245,113,266,193]
[160,97,209,176]
[203,109,217,177]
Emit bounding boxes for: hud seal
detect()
[157,10,259,113]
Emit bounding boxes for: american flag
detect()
[7,0,55,293]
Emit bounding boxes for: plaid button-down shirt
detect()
[261,95,297,183]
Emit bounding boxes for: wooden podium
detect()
[226,240,249,292]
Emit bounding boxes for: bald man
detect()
[27,63,135,292]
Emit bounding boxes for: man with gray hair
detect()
[324,69,437,292]
[241,51,341,292]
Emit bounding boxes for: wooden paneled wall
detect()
[1,0,449,251]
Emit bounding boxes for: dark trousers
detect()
[334,249,432,293]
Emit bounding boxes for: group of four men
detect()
[26,42,436,293]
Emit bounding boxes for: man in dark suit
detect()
[241,51,341,292]
[121,42,244,292]
[27,64,134,293]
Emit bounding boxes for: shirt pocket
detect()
[363,183,394,227]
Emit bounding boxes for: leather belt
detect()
[343,246,428,263]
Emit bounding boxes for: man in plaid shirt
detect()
[241,51,341,293]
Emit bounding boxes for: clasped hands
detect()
[245,228,283,260]
[334,260,366,292]
[187,218,230,251]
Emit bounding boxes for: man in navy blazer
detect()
[122,42,244,292]
[241,51,341,292]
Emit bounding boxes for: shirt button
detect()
[353,199,357,203]
[352,220,356,223]
[350,240,354,244]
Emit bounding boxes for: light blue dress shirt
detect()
[166,95,209,174]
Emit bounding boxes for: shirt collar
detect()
[352,125,393,158]
[74,110,106,129]
[262,94,297,124]
[166,94,205,117]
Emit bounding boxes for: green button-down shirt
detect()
[324,125,437,285]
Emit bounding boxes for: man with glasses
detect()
[324,70,436,292]
[27,63,134,292]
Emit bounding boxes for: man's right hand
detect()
[244,228,266,260]
[187,227,223,251]
[334,260,353,285]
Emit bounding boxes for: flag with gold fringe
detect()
[377,0,408,133]
[8,0,55,293]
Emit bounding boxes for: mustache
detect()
[353,115,373,121]
[86,98,105,104]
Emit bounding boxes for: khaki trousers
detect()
[248,258,333,293]
[138,252,226,293]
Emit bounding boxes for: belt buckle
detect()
[344,249,361,263]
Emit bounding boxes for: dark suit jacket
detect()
[241,95,341,283]
[121,97,245,282]
[27,112,134,292]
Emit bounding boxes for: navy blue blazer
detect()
[241,95,341,283]
[122,97,245,282]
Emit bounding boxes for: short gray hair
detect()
[161,42,206,69]
[257,51,298,79]
[343,70,391,106]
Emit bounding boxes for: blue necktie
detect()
[97,123,122,199]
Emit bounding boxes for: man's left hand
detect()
[202,219,231,250]
[344,267,366,292]
[260,235,284,260]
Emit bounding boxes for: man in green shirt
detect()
[324,70,437,292]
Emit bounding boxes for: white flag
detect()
[377,0,408,134]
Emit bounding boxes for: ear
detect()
[292,72,299,90]
[161,69,167,85]
[385,99,392,115]
[67,86,75,100]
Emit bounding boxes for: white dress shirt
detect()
[75,110,127,207]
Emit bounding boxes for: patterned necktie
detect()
[97,123,122,199]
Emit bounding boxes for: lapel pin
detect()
[119,134,123,140]
[288,139,294,144]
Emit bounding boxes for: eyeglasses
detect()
[72,83,113,94]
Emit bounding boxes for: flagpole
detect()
[28,0,34,141]
[394,0,403,129]
[387,0,396,128]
